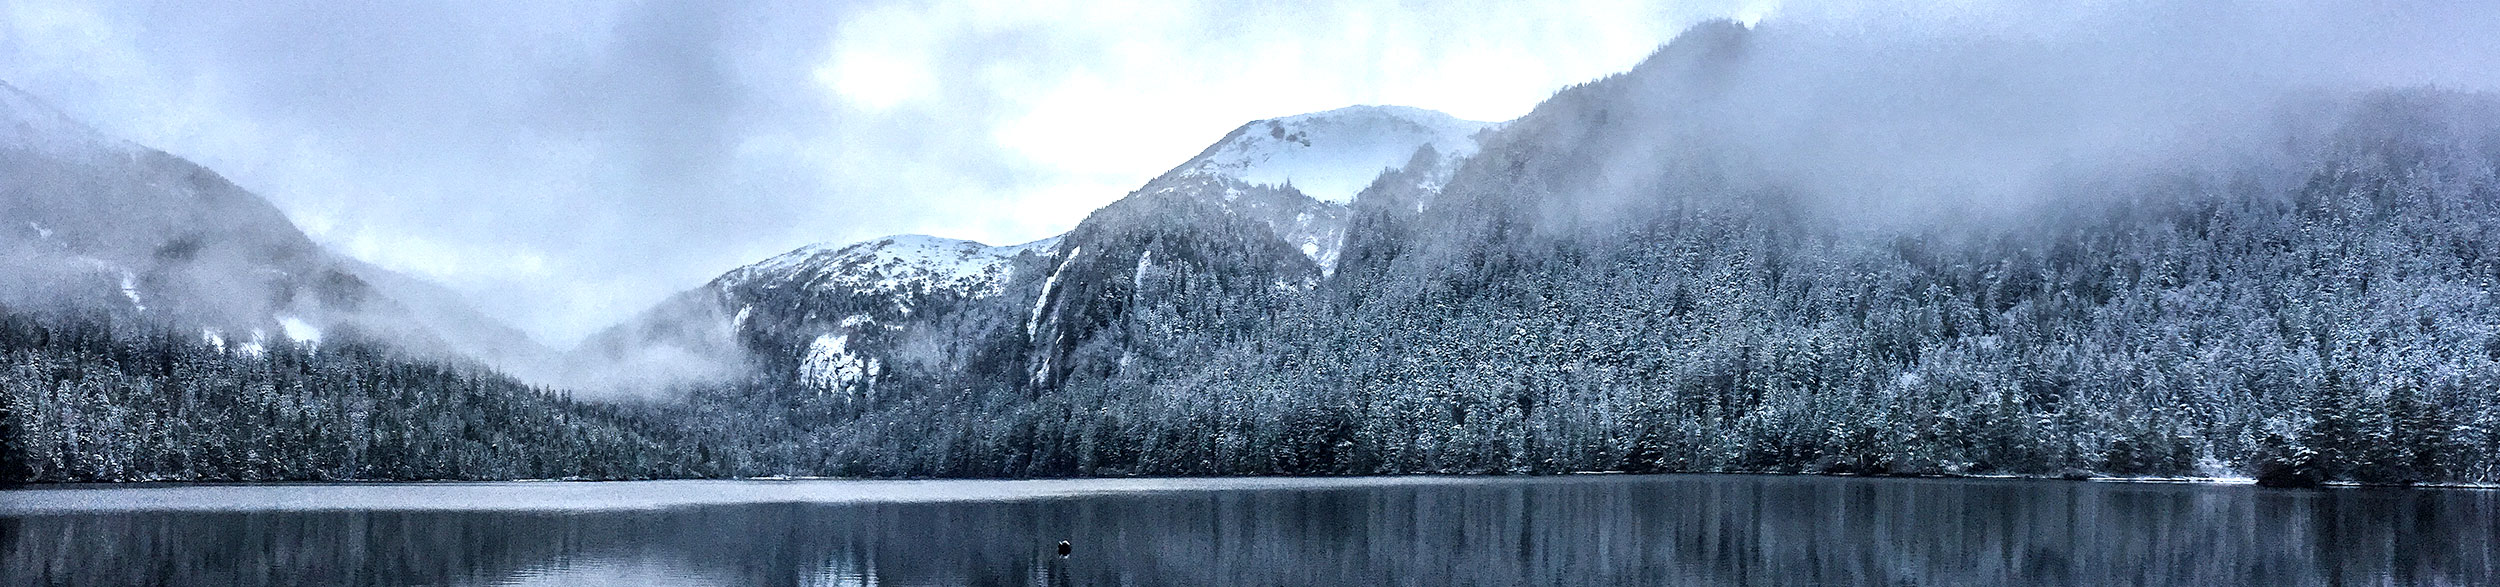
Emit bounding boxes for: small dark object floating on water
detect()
[1057,540,1072,556]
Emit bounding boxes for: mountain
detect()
[615,21,2500,484]
[0,80,531,367]
[573,106,1495,395]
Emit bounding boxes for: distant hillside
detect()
[0,80,544,370]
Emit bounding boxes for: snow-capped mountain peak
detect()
[719,234,1060,298]
[1172,105,1497,204]
[576,106,1496,394]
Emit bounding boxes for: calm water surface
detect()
[1,475,2494,586]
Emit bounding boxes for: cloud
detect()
[1467,0,2500,238]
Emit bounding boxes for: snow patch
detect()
[237,329,268,357]
[732,306,753,332]
[1029,246,1079,340]
[723,234,1061,299]
[117,270,144,312]
[799,333,881,396]
[1031,334,1061,386]
[201,329,226,354]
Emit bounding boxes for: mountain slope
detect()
[0,80,521,366]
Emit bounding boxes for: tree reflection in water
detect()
[1,476,2493,586]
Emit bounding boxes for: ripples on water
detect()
[1,475,2493,586]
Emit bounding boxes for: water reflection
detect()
[2,476,2494,586]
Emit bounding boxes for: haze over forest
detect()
[5,1,2500,488]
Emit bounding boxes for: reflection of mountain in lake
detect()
[1,477,2493,586]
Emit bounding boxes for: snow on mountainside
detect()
[1171,105,1496,205]
[719,234,1061,299]
[1134,105,1499,272]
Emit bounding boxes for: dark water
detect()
[1,475,2495,586]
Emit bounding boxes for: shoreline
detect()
[5,471,2495,516]
[15,468,2499,490]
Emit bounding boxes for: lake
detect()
[1,475,2493,586]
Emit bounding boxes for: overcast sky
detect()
[3,0,2493,346]
[0,0,1785,345]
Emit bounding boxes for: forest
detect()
[0,307,695,482]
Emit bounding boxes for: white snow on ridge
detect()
[723,234,1062,298]
[1178,105,1497,204]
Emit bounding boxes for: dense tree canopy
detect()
[0,307,693,482]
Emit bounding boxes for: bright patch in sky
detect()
[818,49,932,111]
